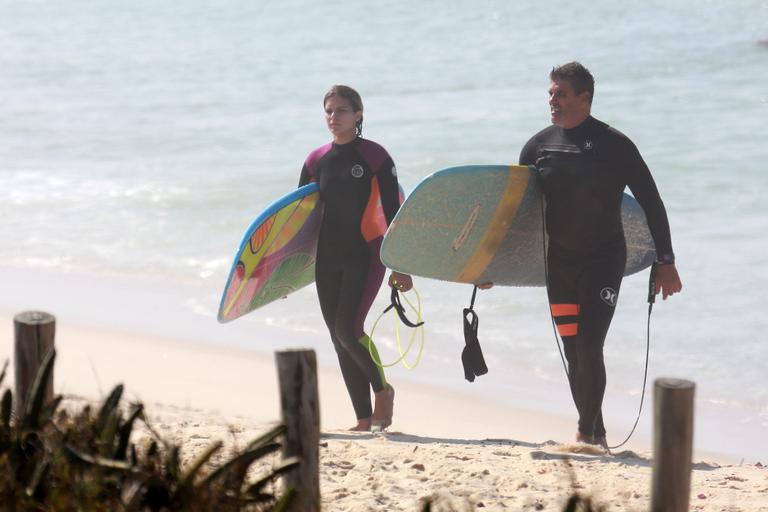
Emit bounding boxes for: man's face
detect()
[548,79,590,129]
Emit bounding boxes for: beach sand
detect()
[2,313,766,511]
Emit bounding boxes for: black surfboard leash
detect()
[604,263,655,451]
[382,286,424,328]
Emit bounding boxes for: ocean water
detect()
[1,0,767,461]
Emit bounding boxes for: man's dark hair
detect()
[550,62,595,104]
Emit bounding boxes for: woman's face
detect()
[324,95,361,142]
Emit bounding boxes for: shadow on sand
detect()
[320,430,720,471]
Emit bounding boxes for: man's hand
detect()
[655,264,682,300]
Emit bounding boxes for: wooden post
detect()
[275,349,320,511]
[14,311,56,417]
[651,378,695,512]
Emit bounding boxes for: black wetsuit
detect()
[299,137,400,420]
[519,115,673,440]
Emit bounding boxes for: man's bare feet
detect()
[349,418,371,431]
[576,431,609,450]
[371,385,395,430]
[576,431,594,444]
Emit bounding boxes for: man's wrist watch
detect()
[656,252,675,266]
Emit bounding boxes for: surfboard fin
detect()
[462,286,488,382]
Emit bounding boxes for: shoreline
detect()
[0,311,581,443]
[0,311,742,465]
[1,265,765,464]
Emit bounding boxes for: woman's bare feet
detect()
[349,418,371,431]
[371,385,395,431]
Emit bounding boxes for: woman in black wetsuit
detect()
[299,85,412,431]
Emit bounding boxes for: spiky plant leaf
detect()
[21,430,42,458]
[178,440,223,488]
[38,395,63,426]
[0,359,8,388]
[115,403,143,461]
[147,440,158,458]
[25,459,50,500]
[1,388,12,427]
[244,423,286,451]
[202,442,281,487]
[63,443,143,475]
[96,384,124,434]
[98,408,120,457]
[245,456,300,497]
[271,487,297,512]
[143,475,171,511]
[121,480,144,512]
[14,431,43,485]
[165,445,180,481]
[22,348,56,430]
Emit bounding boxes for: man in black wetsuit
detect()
[518,62,682,447]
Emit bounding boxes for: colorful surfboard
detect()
[380,165,656,287]
[218,183,322,323]
[218,182,405,323]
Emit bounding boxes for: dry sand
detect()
[2,313,766,511]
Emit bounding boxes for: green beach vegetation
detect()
[0,351,297,511]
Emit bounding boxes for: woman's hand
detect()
[388,271,413,292]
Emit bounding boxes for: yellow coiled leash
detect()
[368,287,425,369]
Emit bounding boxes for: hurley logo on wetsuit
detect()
[600,287,618,307]
[583,139,594,150]
[351,164,364,178]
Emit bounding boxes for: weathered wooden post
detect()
[275,349,320,511]
[14,311,56,417]
[651,377,695,512]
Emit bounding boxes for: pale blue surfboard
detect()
[380,165,656,287]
